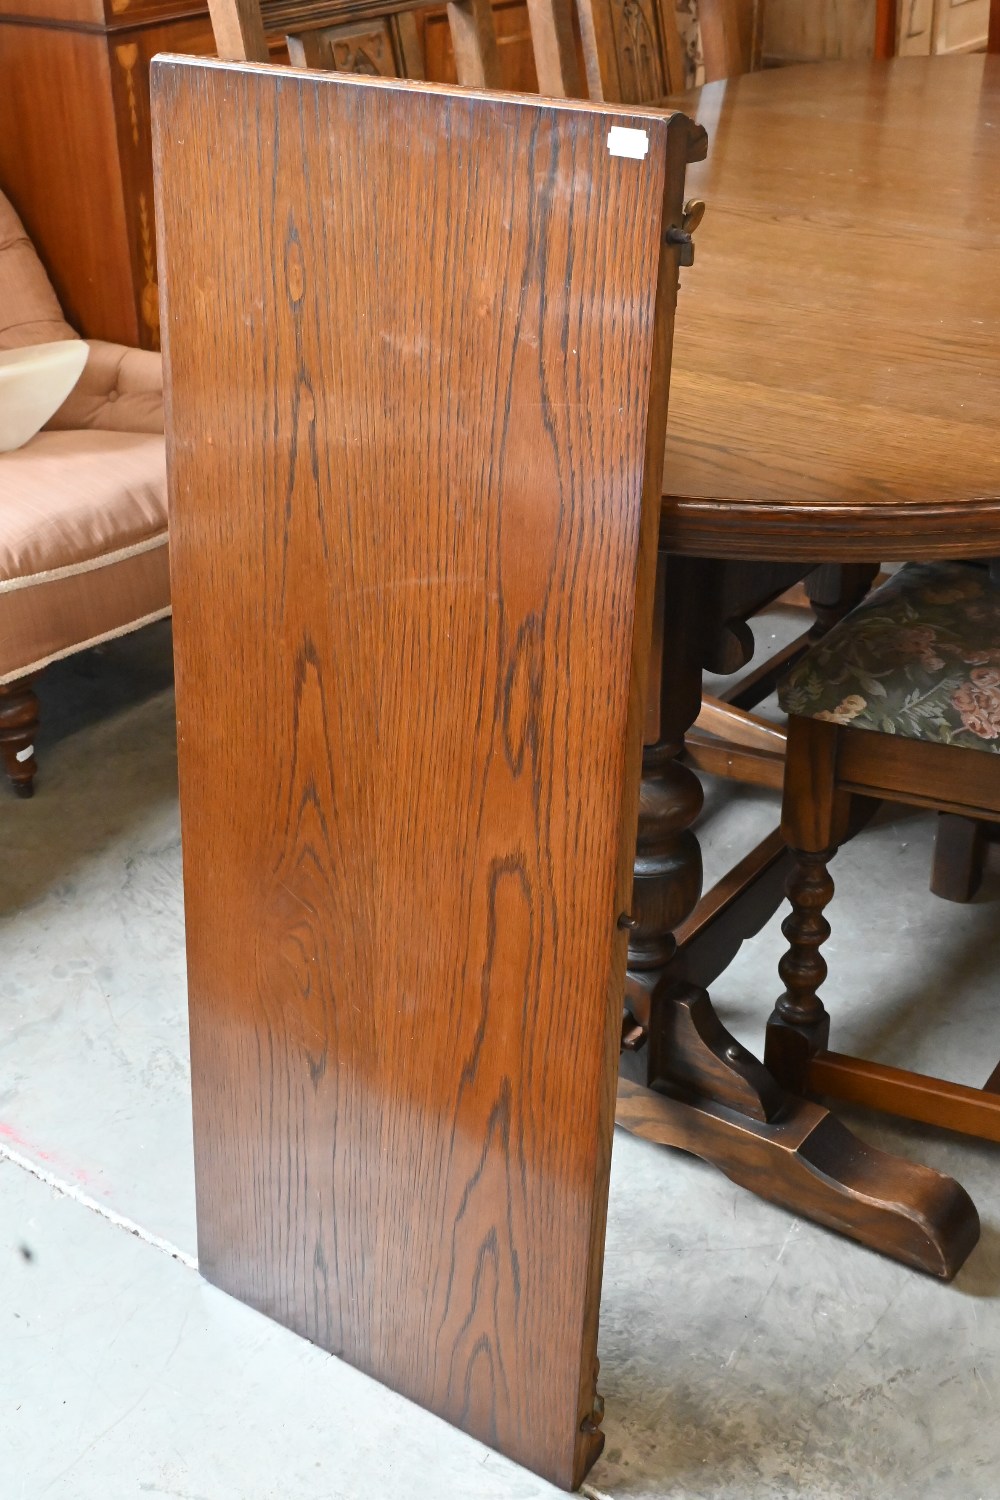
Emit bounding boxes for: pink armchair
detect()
[0,189,168,795]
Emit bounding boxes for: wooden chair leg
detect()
[765,847,835,1090]
[805,563,881,638]
[766,715,848,1090]
[0,680,39,797]
[930,812,987,903]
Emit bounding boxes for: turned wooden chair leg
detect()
[766,715,850,1090]
[0,680,39,797]
[805,563,881,639]
[765,847,835,1091]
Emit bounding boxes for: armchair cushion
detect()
[47,340,163,435]
[0,428,168,683]
[0,192,162,434]
[0,190,76,350]
[780,562,1000,754]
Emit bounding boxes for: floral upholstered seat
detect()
[779,562,1000,753]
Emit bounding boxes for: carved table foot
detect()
[616,1077,980,1280]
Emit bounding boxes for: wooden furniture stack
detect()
[155,54,705,1488]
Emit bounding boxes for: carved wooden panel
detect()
[611,0,673,98]
[286,16,398,69]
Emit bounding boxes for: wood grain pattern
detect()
[155,57,696,1487]
[662,56,1000,560]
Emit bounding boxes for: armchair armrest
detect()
[46,339,163,435]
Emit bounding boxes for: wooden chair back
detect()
[530,0,761,104]
[542,0,1000,107]
[154,53,703,1492]
[207,0,503,87]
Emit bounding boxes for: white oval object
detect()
[0,340,89,453]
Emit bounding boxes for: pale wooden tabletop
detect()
[662,55,1000,561]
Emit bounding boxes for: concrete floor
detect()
[3,618,1000,1500]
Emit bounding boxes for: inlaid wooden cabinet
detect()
[0,0,216,347]
[0,0,536,348]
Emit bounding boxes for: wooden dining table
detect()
[617,53,1000,1276]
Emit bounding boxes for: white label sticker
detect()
[15,745,33,762]
[607,126,649,161]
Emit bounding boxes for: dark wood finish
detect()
[616,1078,980,1280]
[613,546,971,1276]
[156,57,700,1487]
[930,811,987,903]
[983,1051,1000,1093]
[286,14,424,74]
[671,827,790,987]
[620,57,1000,1275]
[766,705,1000,1214]
[719,629,813,710]
[837,726,1000,815]
[661,57,1000,561]
[0,680,39,797]
[805,562,882,637]
[623,553,705,1072]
